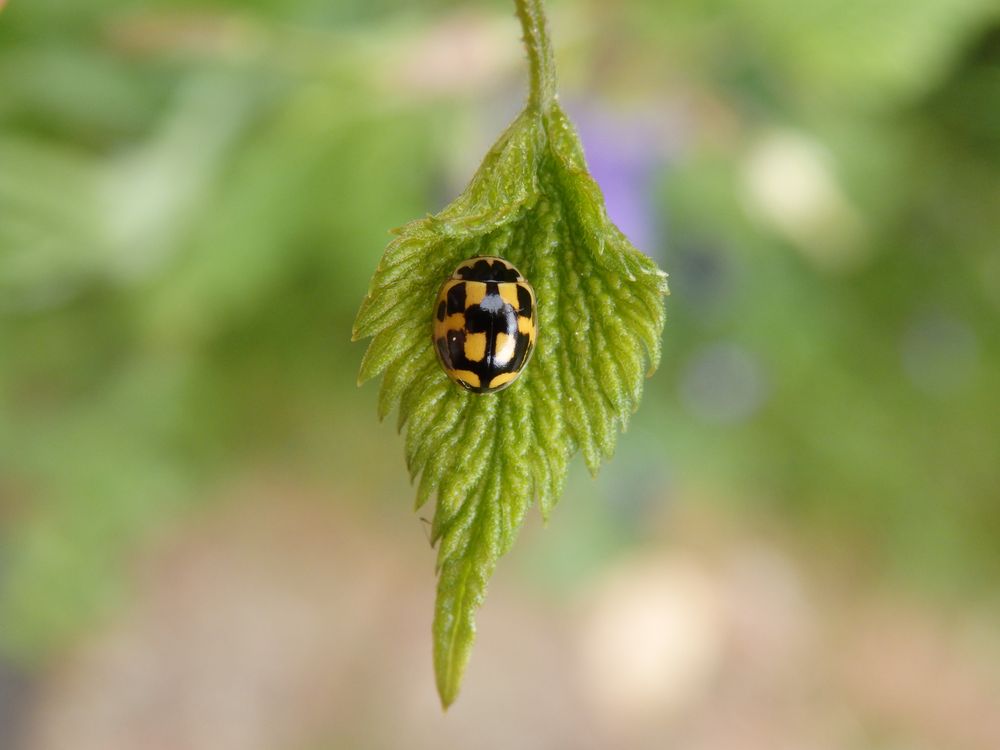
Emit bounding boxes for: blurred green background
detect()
[2,0,999,748]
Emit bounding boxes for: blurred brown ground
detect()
[17,477,1000,750]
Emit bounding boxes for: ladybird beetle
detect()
[432,256,537,394]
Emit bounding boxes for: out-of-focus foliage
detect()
[652,7,1000,590]
[1,0,999,674]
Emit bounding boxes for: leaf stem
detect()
[514,0,557,112]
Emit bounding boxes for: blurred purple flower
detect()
[567,102,676,263]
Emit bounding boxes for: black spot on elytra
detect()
[436,300,446,321]
[436,336,451,367]
[511,328,531,371]
[446,283,466,315]
[516,284,532,316]
[463,304,492,334]
[444,329,466,369]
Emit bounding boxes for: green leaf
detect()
[353,0,667,709]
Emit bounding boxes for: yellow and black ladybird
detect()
[433,256,536,394]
